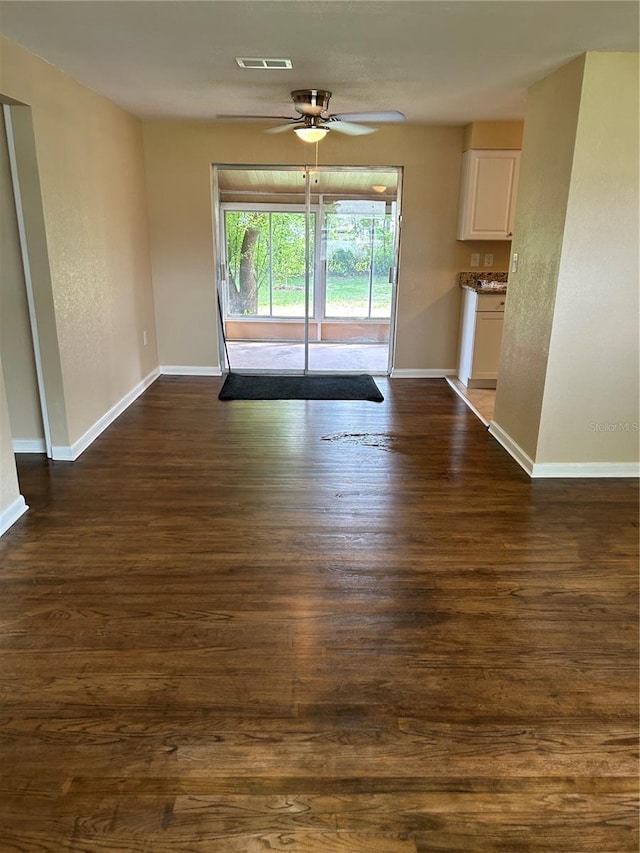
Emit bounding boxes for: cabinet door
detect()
[457,150,520,240]
[471,312,504,379]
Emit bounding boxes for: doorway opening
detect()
[212,165,402,374]
[1,104,51,458]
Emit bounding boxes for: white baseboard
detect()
[391,369,456,378]
[12,439,46,454]
[0,495,28,537]
[51,368,160,461]
[530,461,640,478]
[489,421,640,478]
[488,421,535,476]
[160,365,222,376]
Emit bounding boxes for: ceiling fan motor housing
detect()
[291,89,332,116]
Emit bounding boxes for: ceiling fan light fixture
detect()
[372,185,387,193]
[294,125,329,143]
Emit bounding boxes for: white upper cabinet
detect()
[457,149,521,241]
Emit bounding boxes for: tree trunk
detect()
[229,226,260,315]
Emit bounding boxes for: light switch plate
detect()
[484,253,494,267]
[470,253,480,267]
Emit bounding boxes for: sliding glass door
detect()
[222,206,313,371]
[213,165,401,374]
[311,195,397,371]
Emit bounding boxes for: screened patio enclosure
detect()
[212,165,402,374]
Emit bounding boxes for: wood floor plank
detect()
[0,825,418,853]
[1,667,635,722]
[0,377,637,852]
[1,720,635,781]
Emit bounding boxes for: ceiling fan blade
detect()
[264,122,299,134]
[331,110,406,124]
[328,120,376,136]
[216,114,296,122]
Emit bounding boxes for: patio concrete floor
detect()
[226,341,389,373]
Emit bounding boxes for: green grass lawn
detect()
[254,275,392,318]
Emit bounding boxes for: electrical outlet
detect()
[484,253,494,267]
[511,253,519,273]
[470,253,480,267]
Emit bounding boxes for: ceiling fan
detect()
[217,89,405,142]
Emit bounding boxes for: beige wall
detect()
[494,55,585,459]
[0,36,157,448]
[143,121,510,371]
[536,53,639,464]
[463,121,524,151]
[495,52,639,468]
[0,108,44,443]
[0,357,22,524]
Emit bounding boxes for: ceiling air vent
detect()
[235,57,293,69]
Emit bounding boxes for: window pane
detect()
[225,210,313,318]
[225,211,270,316]
[324,204,394,319]
[371,214,394,318]
[270,213,314,318]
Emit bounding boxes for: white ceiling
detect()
[0,1,637,124]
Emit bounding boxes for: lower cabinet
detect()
[457,290,506,388]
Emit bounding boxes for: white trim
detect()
[391,368,456,378]
[224,317,391,325]
[3,105,53,458]
[0,495,28,537]
[221,201,313,213]
[160,365,222,376]
[50,445,75,462]
[12,439,47,454]
[488,421,535,476]
[530,462,640,479]
[489,422,639,478]
[51,368,160,461]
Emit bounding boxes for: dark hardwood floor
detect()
[0,377,637,852]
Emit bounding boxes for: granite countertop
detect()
[457,271,508,293]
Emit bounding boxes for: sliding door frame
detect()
[212,163,402,376]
